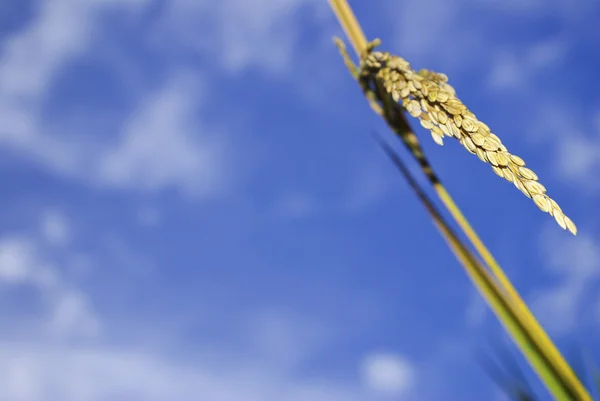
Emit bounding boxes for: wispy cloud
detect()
[0,233,101,341]
[0,0,140,181]
[479,0,599,20]
[359,352,416,396]
[524,102,600,194]
[151,0,330,75]
[487,37,568,92]
[95,71,230,197]
[529,225,600,335]
[0,342,372,401]
[0,0,334,197]
[0,214,411,401]
[40,210,71,247]
[555,114,600,192]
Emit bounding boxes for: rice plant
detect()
[478,343,600,400]
[327,0,592,399]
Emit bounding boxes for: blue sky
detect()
[0,0,599,400]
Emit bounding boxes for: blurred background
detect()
[0,0,599,400]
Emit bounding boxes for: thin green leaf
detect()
[372,132,579,401]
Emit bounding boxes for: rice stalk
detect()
[373,133,576,401]
[360,48,576,234]
[479,344,600,401]
[327,0,590,399]
[346,41,585,384]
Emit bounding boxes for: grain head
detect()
[359,49,577,235]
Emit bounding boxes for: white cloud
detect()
[386,0,580,95]
[48,290,101,340]
[524,103,600,192]
[359,352,415,396]
[477,0,597,20]
[0,220,387,401]
[0,1,224,198]
[390,0,463,63]
[487,52,523,90]
[242,309,332,370]
[0,272,373,401]
[556,129,600,191]
[40,211,70,247]
[0,0,334,197]
[0,235,101,341]
[0,342,371,401]
[0,1,130,179]
[0,0,148,145]
[96,72,229,197]
[145,0,341,108]
[0,1,93,110]
[0,237,57,286]
[0,1,84,159]
[487,37,568,91]
[529,226,600,334]
[527,38,568,70]
[153,0,329,75]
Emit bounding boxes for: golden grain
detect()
[359,50,577,234]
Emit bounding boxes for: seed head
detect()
[361,51,577,235]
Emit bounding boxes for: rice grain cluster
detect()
[359,50,576,235]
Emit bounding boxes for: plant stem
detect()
[328,1,592,400]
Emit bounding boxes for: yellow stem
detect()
[328,0,591,399]
[329,0,367,58]
[434,184,590,400]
